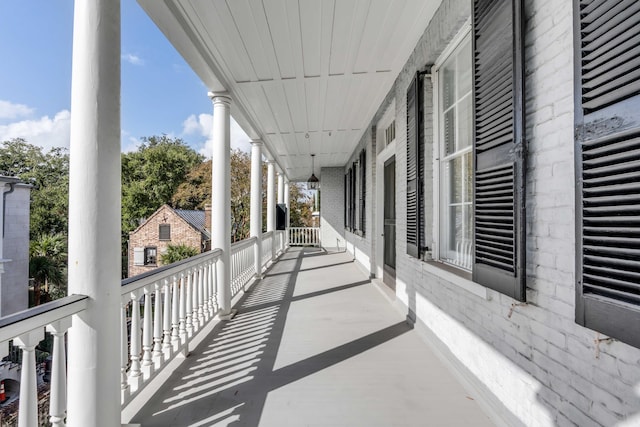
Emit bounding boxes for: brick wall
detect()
[335,0,640,425]
[128,205,204,277]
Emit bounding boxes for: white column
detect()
[209,92,232,316]
[67,0,120,425]
[47,319,71,427]
[267,161,276,261]
[267,161,276,233]
[250,140,263,279]
[284,179,290,242]
[16,329,43,427]
[277,171,284,204]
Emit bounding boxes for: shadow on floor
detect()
[132,248,411,427]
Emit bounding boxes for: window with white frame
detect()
[436,33,472,270]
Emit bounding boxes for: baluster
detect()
[142,286,153,370]
[171,275,180,345]
[120,300,130,400]
[202,263,210,319]
[197,264,205,326]
[46,319,71,427]
[211,260,219,312]
[153,282,163,362]
[192,268,200,330]
[179,272,187,342]
[185,268,194,337]
[162,278,172,355]
[129,291,142,387]
[207,260,215,314]
[16,329,44,427]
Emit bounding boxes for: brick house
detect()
[128,204,211,277]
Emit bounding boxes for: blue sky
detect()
[0,0,250,155]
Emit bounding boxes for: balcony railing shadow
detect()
[130,247,412,426]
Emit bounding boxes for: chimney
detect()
[204,204,212,232]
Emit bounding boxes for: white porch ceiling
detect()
[138,0,442,181]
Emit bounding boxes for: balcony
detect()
[0,234,494,426]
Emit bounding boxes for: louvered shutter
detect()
[360,149,366,234]
[133,247,144,266]
[575,0,640,348]
[351,164,357,231]
[472,0,526,301]
[344,173,348,229]
[406,74,424,258]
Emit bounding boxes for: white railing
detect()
[119,248,222,406]
[275,230,286,255]
[288,227,320,246]
[262,231,273,268]
[0,235,278,425]
[0,294,88,426]
[230,237,257,297]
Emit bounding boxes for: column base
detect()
[218,309,238,321]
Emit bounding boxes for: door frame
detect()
[375,142,396,282]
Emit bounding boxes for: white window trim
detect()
[431,21,472,270]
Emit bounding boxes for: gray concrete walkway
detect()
[132,247,495,426]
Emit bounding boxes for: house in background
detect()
[128,204,211,277]
[0,176,30,317]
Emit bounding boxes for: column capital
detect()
[250,139,263,147]
[207,91,232,105]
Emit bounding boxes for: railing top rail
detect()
[288,227,320,230]
[121,248,223,294]
[0,294,89,342]
[262,231,273,238]
[231,236,257,252]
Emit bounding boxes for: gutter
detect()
[2,183,15,238]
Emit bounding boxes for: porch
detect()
[127,247,494,426]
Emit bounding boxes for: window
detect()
[436,34,473,270]
[574,0,640,348]
[159,224,171,241]
[144,247,157,266]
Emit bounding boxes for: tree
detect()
[122,135,203,236]
[0,139,69,238]
[159,243,200,265]
[29,233,67,304]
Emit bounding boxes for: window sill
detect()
[422,260,489,300]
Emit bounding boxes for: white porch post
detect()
[16,330,43,427]
[284,179,290,232]
[267,161,276,261]
[209,92,232,317]
[250,140,263,279]
[67,0,121,425]
[277,172,284,205]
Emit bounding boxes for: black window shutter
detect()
[351,164,356,231]
[406,73,424,258]
[360,149,366,234]
[472,0,526,301]
[344,173,348,229]
[575,0,640,348]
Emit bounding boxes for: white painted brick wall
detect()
[332,0,640,425]
[319,167,346,250]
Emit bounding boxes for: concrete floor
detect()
[131,247,495,427]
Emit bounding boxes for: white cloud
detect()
[182,113,251,156]
[0,100,35,120]
[0,110,71,150]
[121,130,142,153]
[122,53,144,66]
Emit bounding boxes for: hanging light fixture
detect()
[307,154,319,190]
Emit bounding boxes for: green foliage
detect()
[172,160,211,210]
[289,184,314,227]
[122,135,203,236]
[0,138,69,238]
[159,243,200,265]
[29,232,68,303]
